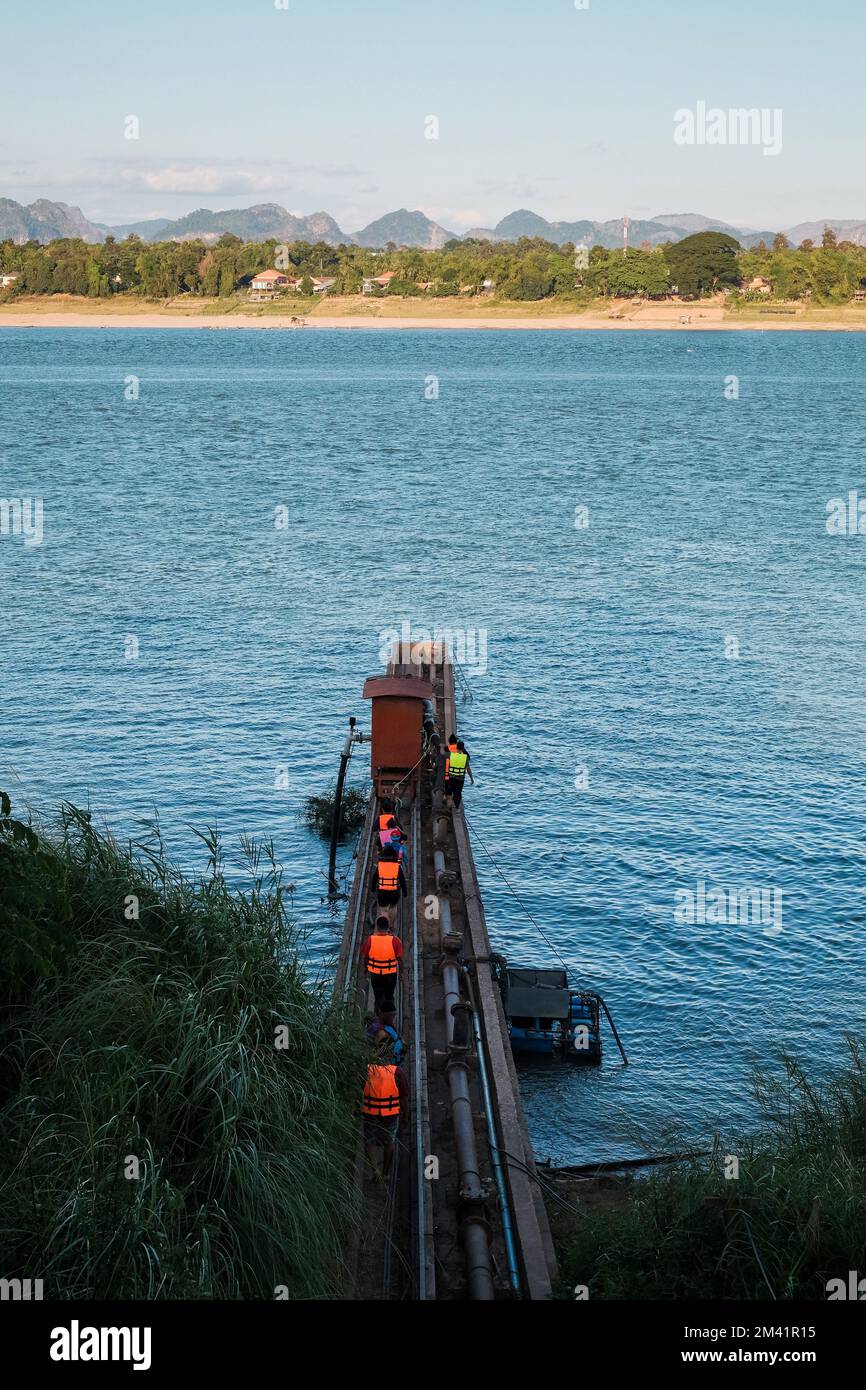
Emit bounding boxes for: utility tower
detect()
[623,214,630,258]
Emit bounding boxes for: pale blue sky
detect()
[1,0,862,232]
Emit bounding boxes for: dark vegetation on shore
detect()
[4,788,864,1302]
[0,793,364,1299]
[2,227,865,304]
[300,786,367,840]
[552,1041,866,1299]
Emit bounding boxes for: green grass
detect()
[555,1040,866,1299]
[0,793,365,1299]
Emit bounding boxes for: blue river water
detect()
[2,325,865,1164]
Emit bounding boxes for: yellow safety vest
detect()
[448,751,468,780]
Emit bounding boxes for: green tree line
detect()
[2,227,865,304]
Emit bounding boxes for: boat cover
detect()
[506,967,571,1020]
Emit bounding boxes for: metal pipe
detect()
[598,994,629,1064]
[445,1045,495,1300]
[469,982,522,1295]
[438,896,462,1044]
[341,794,375,1004]
[327,722,369,893]
[464,1223,495,1301]
[447,1060,483,1196]
[410,805,430,1300]
[442,969,461,1044]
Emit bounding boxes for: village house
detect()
[362,270,398,294]
[745,276,772,294]
[248,268,292,298]
[0,272,20,289]
[310,276,337,294]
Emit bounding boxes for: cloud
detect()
[0,157,367,197]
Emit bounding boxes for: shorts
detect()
[445,778,464,808]
[363,1113,399,1146]
[377,890,400,906]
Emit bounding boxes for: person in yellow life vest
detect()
[362,1047,408,1178]
[447,733,461,789]
[361,915,404,1013]
[374,842,407,926]
[444,733,458,778]
[444,739,474,811]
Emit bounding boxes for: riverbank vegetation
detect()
[300,786,367,839]
[2,226,865,306]
[0,793,364,1299]
[550,1040,866,1299]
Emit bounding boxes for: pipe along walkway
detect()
[334,649,557,1300]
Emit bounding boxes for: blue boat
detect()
[496,965,602,1063]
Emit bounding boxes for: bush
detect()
[0,795,365,1299]
[554,1040,866,1299]
[385,278,423,296]
[300,786,368,839]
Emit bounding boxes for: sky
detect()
[1,0,863,234]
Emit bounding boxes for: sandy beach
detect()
[2,297,865,332]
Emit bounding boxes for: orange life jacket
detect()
[378,859,400,893]
[444,741,458,776]
[362,1064,400,1117]
[367,933,398,976]
[378,812,394,831]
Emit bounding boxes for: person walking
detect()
[362,1047,408,1179]
[375,842,407,925]
[444,739,473,811]
[360,915,404,1014]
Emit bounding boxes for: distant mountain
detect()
[352,208,455,249]
[494,208,563,240]
[652,212,742,234]
[488,209,746,248]
[0,198,106,244]
[5,193,866,253]
[782,219,866,247]
[130,203,349,245]
[104,217,173,240]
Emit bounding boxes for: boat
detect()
[493,962,602,1063]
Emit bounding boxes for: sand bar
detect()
[2,300,865,332]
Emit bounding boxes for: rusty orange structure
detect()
[362,673,433,799]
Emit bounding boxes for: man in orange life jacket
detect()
[362,1040,408,1178]
[375,842,407,926]
[360,915,404,1014]
[377,797,403,835]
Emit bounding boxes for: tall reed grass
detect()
[0,794,365,1299]
[556,1040,866,1299]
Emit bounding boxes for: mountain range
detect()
[1,196,864,252]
